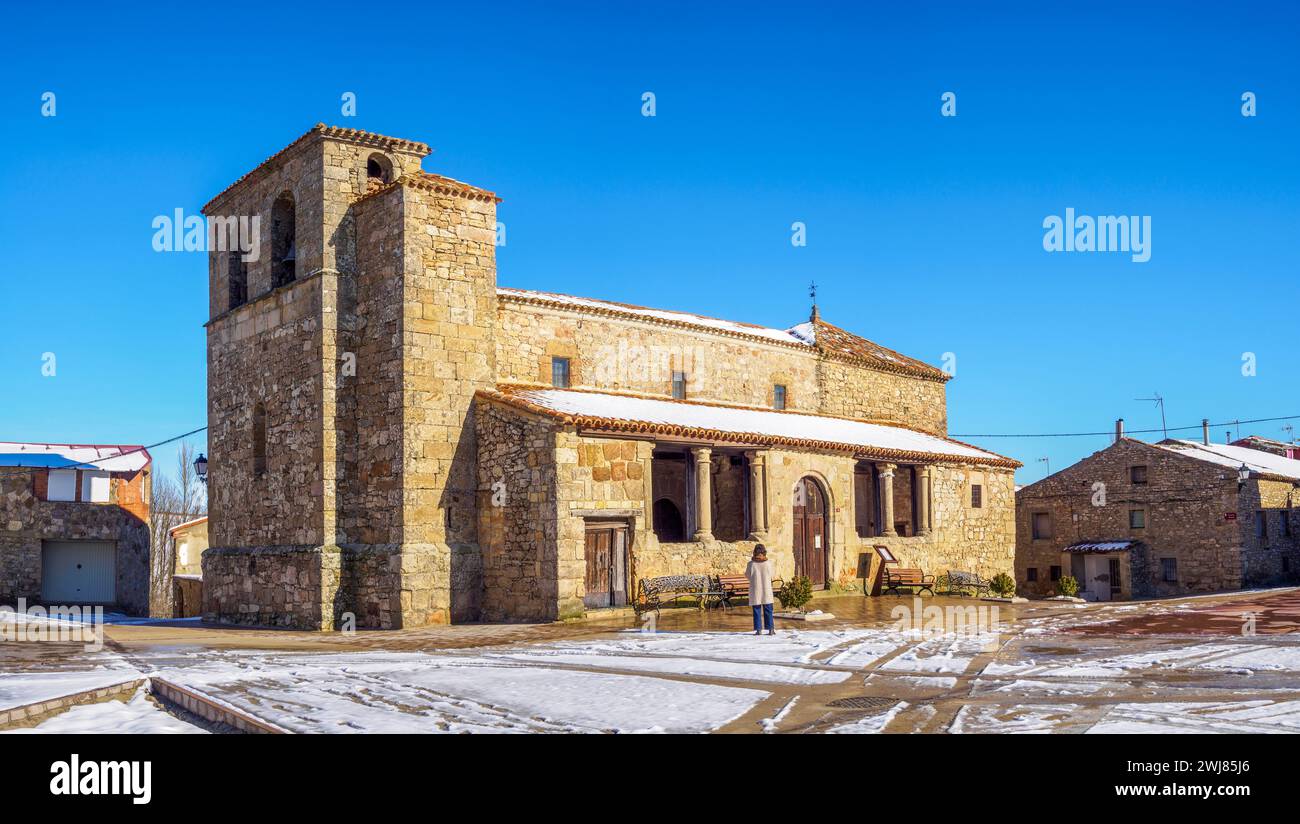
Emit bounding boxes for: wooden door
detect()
[583,525,628,608]
[792,478,827,587]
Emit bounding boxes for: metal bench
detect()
[883,567,936,596]
[633,574,714,618]
[944,569,991,597]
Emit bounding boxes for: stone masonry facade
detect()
[201,125,1018,629]
[1016,438,1300,600]
[0,466,150,615]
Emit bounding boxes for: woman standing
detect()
[746,544,776,636]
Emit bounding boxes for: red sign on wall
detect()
[1225,512,1238,521]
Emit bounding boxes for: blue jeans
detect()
[752,603,774,632]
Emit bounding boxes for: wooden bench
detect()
[633,574,714,618]
[944,569,990,597]
[883,568,936,596]
[715,574,786,608]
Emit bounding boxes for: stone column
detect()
[692,446,714,542]
[745,450,769,541]
[879,463,898,537]
[917,465,933,536]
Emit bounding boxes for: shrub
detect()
[1056,575,1080,598]
[778,575,814,611]
[989,572,1016,597]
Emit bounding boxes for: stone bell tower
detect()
[201,124,498,629]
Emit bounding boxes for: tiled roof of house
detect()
[355,170,500,205]
[478,386,1019,468]
[0,442,152,472]
[202,124,433,214]
[498,288,949,380]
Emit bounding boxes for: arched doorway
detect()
[652,498,685,542]
[792,477,828,587]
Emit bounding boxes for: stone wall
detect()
[476,401,560,622]
[202,545,337,628]
[1016,439,1246,598]
[818,358,948,436]
[1239,477,1300,587]
[496,300,822,410]
[0,468,150,615]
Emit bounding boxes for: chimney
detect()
[1115,418,1125,442]
[1202,418,1210,445]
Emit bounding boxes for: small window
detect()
[1032,511,1053,539]
[1130,465,1148,485]
[551,357,570,389]
[1026,567,1038,582]
[1129,509,1146,529]
[773,384,787,410]
[252,402,267,476]
[971,484,983,508]
[80,470,111,503]
[671,371,687,400]
[47,469,77,502]
[366,153,393,185]
[271,193,296,289]
[1049,565,1062,581]
[228,251,248,310]
[1255,511,1267,541]
[1161,557,1178,583]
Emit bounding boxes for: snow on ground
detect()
[1088,700,1300,734]
[828,701,908,734]
[949,703,1084,734]
[881,632,998,674]
[825,631,905,668]
[487,650,849,685]
[0,656,142,711]
[145,650,769,734]
[543,629,880,665]
[2,687,206,735]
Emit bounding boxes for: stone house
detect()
[1016,427,1300,600]
[0,442,151,615]
[201,124,1020,630]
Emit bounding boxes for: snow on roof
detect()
[169,516,209,536]
[498,288,806,345]
[0,442,152,473]
[483,388,1019,467]
[1064,540,1139,553]
[1155,440,1300,481]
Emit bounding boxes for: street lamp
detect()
[1237,463,1250,487]
[194,453,208,485]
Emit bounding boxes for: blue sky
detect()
[1,1,1297,485]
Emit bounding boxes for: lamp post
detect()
[194,453,208,486]
[1237,463,1250,489]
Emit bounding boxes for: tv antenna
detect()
[1135,392,1167,439]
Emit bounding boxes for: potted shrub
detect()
[989,572,1016,598]
[777,575,814,613]
[1056,575,1080,598]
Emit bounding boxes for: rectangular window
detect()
[1130,465,1148,484]
[551,357,570,389]
[1161,557,1178,583]
[971,484,983,508]
[47,469,77,502]
[1129,509,1146,529]
[1049,565,1062,582]
[671,371,687,400]
[1026,567,1038,582]
[1031,511,1053,539]
[1285,511,1293,538]
[773,384,787,410]
[1255,511,1267,541]
[80,470,111,503]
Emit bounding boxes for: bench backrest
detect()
[641,574,709,594]
[948,570,977,585]
[718,574,749,588]
[887,568,926,583]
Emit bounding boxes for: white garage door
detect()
[41,541,117,604]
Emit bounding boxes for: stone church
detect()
[201,124,1019,630]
